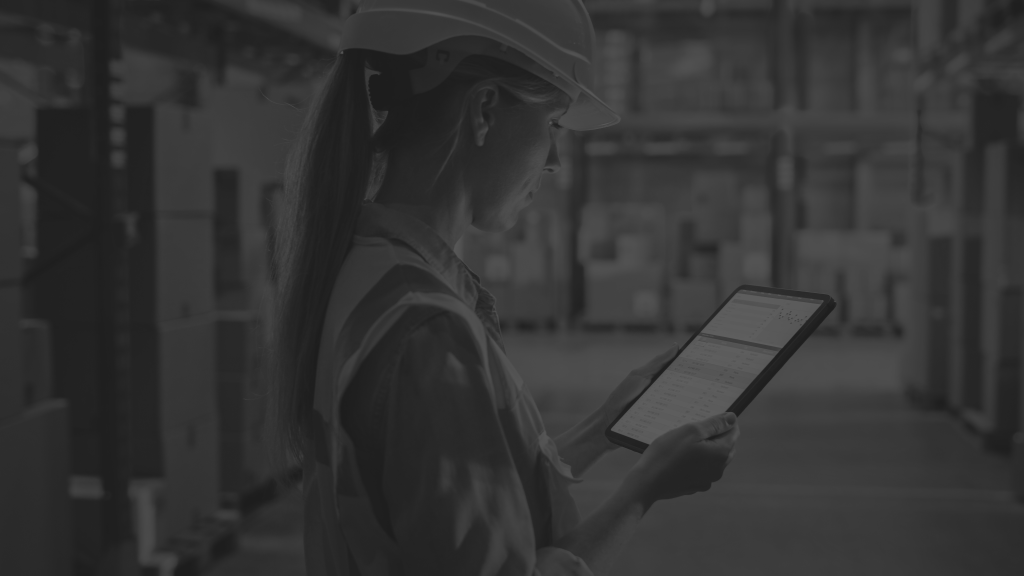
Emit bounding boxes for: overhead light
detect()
[700,0,717,17]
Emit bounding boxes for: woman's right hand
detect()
[623,413,740,507]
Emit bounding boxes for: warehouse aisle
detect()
[209,333,1023,576]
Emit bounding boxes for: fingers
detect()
[691,412,737,440]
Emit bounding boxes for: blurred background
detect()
[1,0,1023,575]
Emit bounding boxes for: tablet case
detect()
[605,285,837,453]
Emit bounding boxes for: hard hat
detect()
[338,0,620,131]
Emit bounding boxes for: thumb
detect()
[692,412,737,440]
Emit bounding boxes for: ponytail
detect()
[268,51,374,470]
[267,49,567,473]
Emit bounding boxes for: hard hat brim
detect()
[340,9,620,131]
[561,85,620,131]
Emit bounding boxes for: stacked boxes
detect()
[844,231,893,328]
[579,203,667,327]
[667,212,717,331]
[143,105,219,541]
[0,401,72,576]
[639,28,772,112]
[804,160,854,230]
[873,18,914,112]
[855,159,913,235]
[978,141,1024,447]
[35,105,219,556]
[796,231,845,330]
[692,171,739,305]
[462,208,566,327]
[666,176,772,330]
[738,185,773,287]
[597,29,635,113]
[1,135,72,576]
[952,150,985,414]
[0,143,21,422]
[796,229,894,331]
[21,320,54,407]
[807,21,854,111]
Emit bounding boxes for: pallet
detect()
[221,467,302,518]
[580,322,668,333]
[139,515,239,576]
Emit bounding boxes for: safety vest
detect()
[303,203,581,575]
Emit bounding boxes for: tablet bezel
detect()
[605,284,836,453]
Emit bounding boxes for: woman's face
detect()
[465,94,569,233]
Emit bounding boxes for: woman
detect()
[269,1,740,575]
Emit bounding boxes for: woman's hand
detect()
[597,345,681,449]
[623,413,740,508]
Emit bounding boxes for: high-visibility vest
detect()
[303,203,580,576]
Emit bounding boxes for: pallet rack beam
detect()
[604,110,967,136]
[0,0,350,84]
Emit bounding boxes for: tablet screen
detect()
[610,289,825,445]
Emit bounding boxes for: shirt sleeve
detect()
[379,311,591,576]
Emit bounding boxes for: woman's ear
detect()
[468,83,501,147]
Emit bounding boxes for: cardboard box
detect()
[978,141,1024,444]
[0,400,72,576]
[21,319,53,407]
[584,263,664,325]
[739,212,772,251]
[156,216,216,322]
[670,279,718,331]
[159,318,216,432]
[742,251,772,286]
[0,143,19,283]
[740,185,770,213]
[667,212,695,280]
[217,316,274,494]
[0,286,22,422]
[160,416,219,547]
[717,242,745,301]
[154,106,214,215]
[856,160,912,234]
[691,172,739,243]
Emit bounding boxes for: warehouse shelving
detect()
[572,0,931,331]
[906,0,1024,504]
[0,1,356,574]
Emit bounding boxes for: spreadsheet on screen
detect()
[611,290,823,445]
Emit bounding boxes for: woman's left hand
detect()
[597,344,681,449]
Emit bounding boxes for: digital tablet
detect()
[606,285,836,453]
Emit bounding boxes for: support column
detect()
[772,0,800,289]
[90,0,137,573]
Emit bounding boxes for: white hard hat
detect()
[339,0,620,131]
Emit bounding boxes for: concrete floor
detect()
[207,333,1024,576]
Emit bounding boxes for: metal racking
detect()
[909,0,1024,502]
[0,1,353,573]
[574,0,962,331]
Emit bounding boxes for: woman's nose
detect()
[544,136,561,174]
